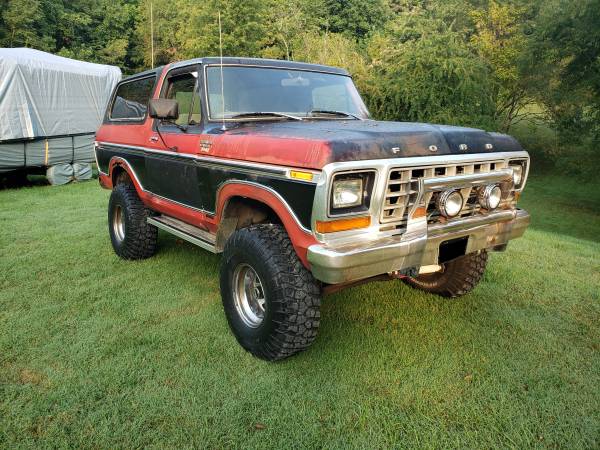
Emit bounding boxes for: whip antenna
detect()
[218,11,226,131]
[149,1,155,67]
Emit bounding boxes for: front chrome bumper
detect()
[307,209,530,284]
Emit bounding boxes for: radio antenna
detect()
[150,1,154,68]
[218,11,226,131]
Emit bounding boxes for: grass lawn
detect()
[1,173,598,448]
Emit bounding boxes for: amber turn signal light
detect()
[316,216,371,233]
[289,170,314,182]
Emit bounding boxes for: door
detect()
[145,66,205,210]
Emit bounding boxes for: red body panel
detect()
[96,123,333,169]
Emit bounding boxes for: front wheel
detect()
[404,250,488,298]
[220,224,321,361]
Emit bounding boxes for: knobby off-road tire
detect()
[404,250,488,298]
[220,224,321,361]
[108,182,158,260]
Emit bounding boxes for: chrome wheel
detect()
[232,263,266,328]
[112,204,125,243]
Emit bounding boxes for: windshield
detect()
[205,66,370,120]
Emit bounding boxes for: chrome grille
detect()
[381,161,509,226]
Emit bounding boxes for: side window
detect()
[110,76,156,120]
[165,72,201,126]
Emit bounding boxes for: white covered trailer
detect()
[0,48,121,184]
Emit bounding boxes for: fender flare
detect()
[106,157,145,193]
[215,181,318,268]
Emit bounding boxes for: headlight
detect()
[512,164,523,186]
[478,184,502,210]
[332,178,363,208]
[437,190,463,218]
[329,171,375,215]
[509,161,527,189]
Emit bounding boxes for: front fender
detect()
[215,181,318,268]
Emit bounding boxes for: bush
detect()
[363,15,496,129]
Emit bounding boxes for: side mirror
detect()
[149,98,179,120]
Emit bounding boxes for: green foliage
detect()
[178,0,271,59]
[134,0,183,66]
[0,0,598,167]
[324,0,389,39]
[526,0,600,177]
[1,0,52,50]
[365,15,495,127]
[0,0,139,70]
[261,0,326,60]
[470,1,536,131]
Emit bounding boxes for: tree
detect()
[261,0,326,60]
[2,0,51,49]
[470,1,535,131]
[529,0,600,175]
[365,14,495,127]
[176,0,271,60]
[324,0,389,40]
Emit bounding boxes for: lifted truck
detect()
[95,57,530,361]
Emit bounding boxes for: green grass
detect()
[1,174,598,449]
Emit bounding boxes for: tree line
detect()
[1,0,598,174]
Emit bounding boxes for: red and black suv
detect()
[95,57,530,360]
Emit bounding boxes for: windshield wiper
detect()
[309,109,363,120]
[228,112,303,121]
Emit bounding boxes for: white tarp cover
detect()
[46,163,74,186]
[0,48,121,141]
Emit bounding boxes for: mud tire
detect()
[220,224,321,361]
[108,182,158,260]
[404,251,488,298]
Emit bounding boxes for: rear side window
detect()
[110,76,156,120]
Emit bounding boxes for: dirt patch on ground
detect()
[19,368,46,385]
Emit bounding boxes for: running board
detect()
[147,215,217,253]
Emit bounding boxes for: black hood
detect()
[224,119,524,162]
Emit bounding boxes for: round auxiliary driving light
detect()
[479,184,502,210]
[437,190,464,218]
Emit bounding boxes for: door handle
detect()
[149,136,159,143]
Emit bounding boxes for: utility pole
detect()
[150,1,154,68]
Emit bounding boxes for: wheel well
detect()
[215,197,282,251]
[111,165,132,186]
[223,197,281,229]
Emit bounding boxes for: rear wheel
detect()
[404,250,488,298]
[108,182,157,260]
[220,224,321,361]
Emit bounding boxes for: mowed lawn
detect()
[0,172,598,449]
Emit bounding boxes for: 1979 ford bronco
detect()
[95,57,530,361]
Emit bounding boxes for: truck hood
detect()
[213,120,524,169]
